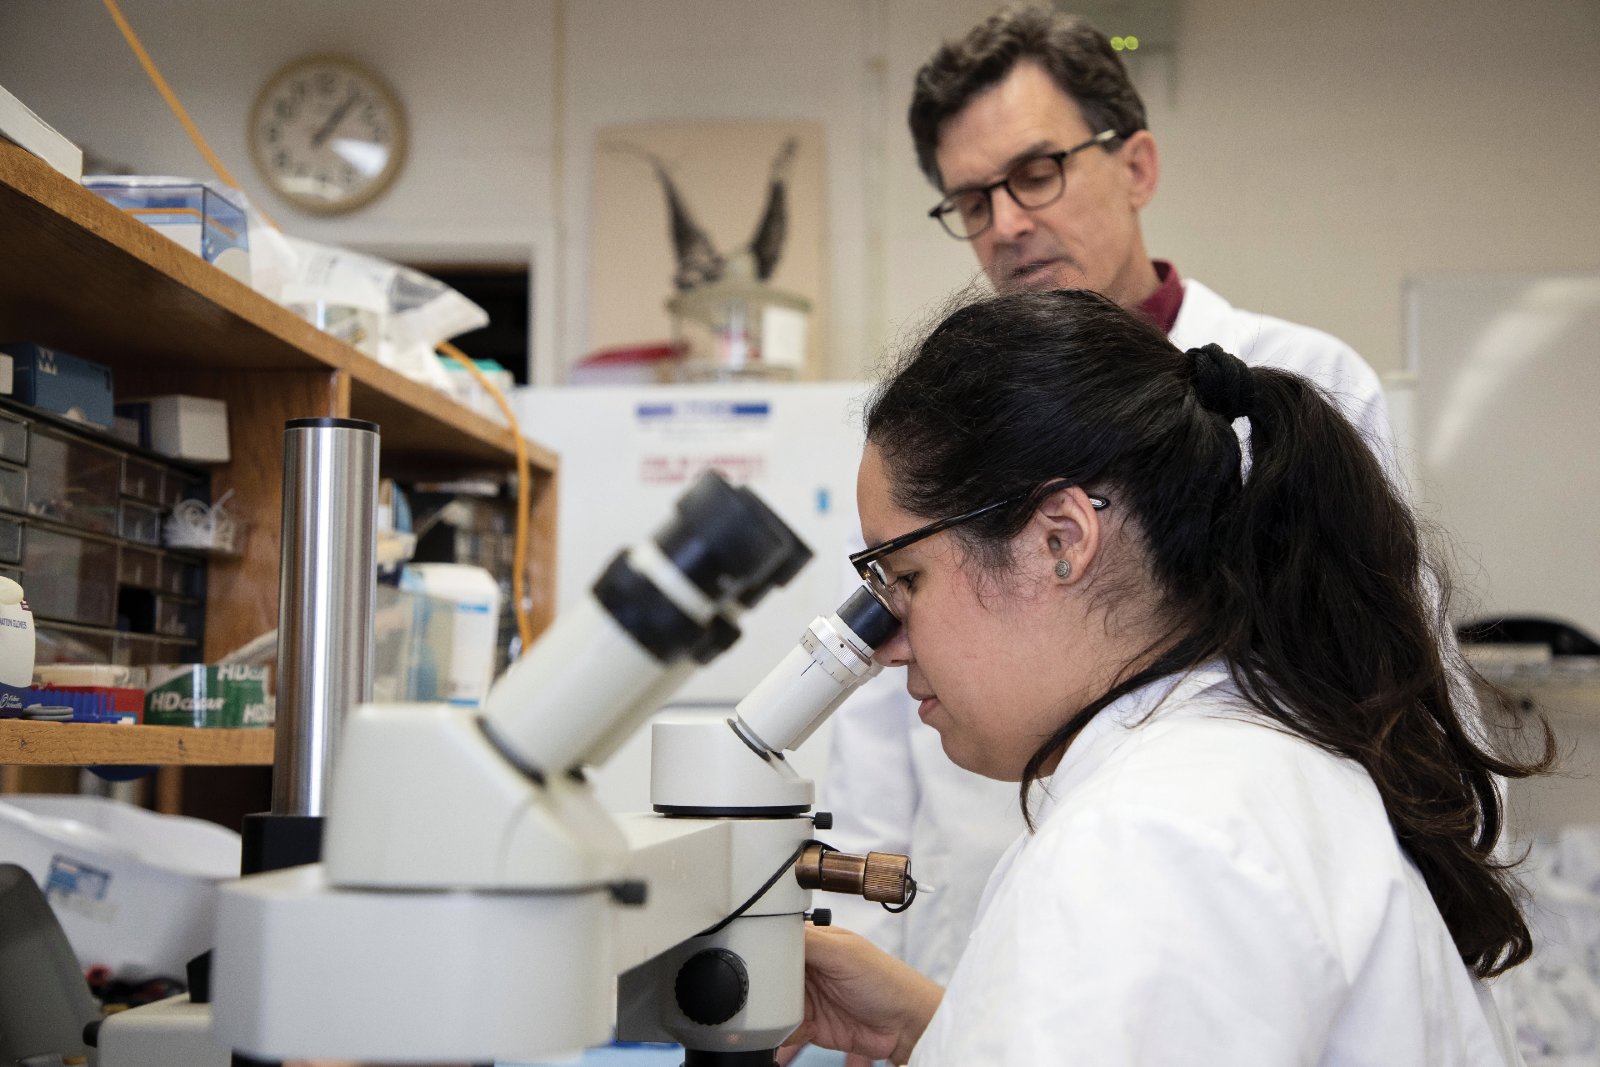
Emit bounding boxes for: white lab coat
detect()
[910,663,1523,1066]
[818,276,1400,982]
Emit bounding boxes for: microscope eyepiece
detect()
[653,472,811,607]
[689,614,743,665]
[834,586,899,650]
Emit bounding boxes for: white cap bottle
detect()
[0,576,35,713]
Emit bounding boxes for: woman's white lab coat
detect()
[910,663,1523,1066]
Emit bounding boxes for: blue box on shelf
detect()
[0,342,115,429]
[84,177,251,284]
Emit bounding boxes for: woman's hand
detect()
[780,925,944,1066]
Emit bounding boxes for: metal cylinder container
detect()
[271,417,379,816]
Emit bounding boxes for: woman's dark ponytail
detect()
[1210,355,1552,978]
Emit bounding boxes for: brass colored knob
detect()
[794,844,913,906]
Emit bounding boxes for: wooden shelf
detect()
[0,141,556,474]
[0,140,562,662]
[0,720,274,766]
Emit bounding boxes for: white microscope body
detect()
[204,472,906,1065]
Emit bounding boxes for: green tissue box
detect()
[144,665,272,727]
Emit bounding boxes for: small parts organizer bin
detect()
[0,398,209,666]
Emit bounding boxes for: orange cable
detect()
[441,342,536,650]
[101,1,257,202]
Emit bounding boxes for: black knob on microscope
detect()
[675,948,750,1026]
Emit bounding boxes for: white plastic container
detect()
[0,574,34,713]
[398,562,502,706]
[0,795,241,977]
[145,394,231,463]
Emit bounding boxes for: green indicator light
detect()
[1126,35,1140,51]
[1110,36,1125,50]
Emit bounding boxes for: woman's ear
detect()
[1033,484,1103,584]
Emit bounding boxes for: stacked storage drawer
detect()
[0,400,208,666]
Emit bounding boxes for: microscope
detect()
[190,469,911,1065]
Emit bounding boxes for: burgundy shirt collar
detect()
[1135,259,1184,335]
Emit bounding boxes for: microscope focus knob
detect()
[794,844,914,905]
[675,948,749,1026]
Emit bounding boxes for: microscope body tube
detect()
[479,593,689,778]
[481,472,812,777]
[271,418,379,818]
[479,540,724,776]
[584,608,743,773]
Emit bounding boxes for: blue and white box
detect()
[0,342,115,430]
[85,178,251,285]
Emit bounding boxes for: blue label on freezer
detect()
[635,401,771,423]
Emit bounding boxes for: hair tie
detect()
[1188,343,1255,420]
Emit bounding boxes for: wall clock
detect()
[249,55,407,215]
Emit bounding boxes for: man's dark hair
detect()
[909,5,1149,188]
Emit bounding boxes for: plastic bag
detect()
[270,235,487,387]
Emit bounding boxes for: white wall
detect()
[2,0,1596,382]
[1138,0,1600,378]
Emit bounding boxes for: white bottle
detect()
[398,563,503,707]
[0,575,35,713]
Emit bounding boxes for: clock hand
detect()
[311,90,359,148]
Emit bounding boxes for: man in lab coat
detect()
[821,6,1396,990]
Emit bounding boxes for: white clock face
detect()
[249,56,407,215]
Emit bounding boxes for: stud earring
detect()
[1054,560,1072,579]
